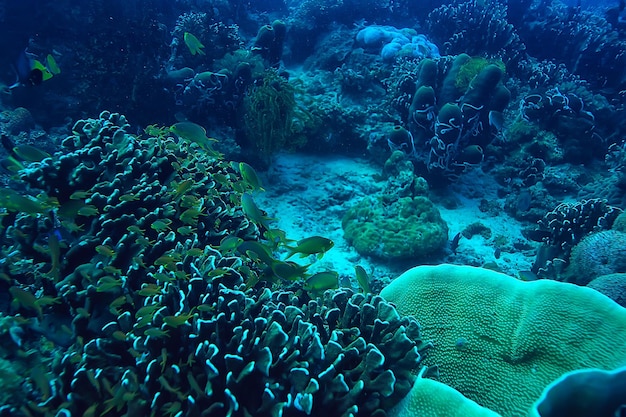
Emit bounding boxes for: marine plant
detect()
[242,69,313,165]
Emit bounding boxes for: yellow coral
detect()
[380,264,626,417]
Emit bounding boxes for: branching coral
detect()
[0,111,430,416]
[426,0,526,63]
[530,199,622,280]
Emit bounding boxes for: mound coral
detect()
[390,367,501,417]
[568,230,626,285]
[380,264,626,417]
[342,195,448,261]
[587,273,626,307]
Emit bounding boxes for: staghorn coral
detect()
[29,276,430,416]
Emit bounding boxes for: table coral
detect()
[380,264,626,417]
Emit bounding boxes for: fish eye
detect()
[28,69,43,86]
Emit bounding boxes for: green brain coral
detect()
[381,264,626,417]
[342,196,448,261]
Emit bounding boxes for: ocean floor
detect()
[255,153,536,290]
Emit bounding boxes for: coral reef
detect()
[0,112,429,416]
[517,0,626,91]
[381,264,626,417]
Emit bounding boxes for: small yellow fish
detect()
[171,179,194,200]
[96,276,123,293]
[212,235,243,253]
[185,248,204,257]
[241,193,274,229]
[176,226,195,236]
[170,122,217,151]
[285,236,334,259]
[179,208,204,225]
[103,265,123,276]
[96,245,115,257]
[135,236,155,247]
[9,287,42,318]
[151,219,172,233]
[272,260,310,282]
[77,204,99,216]
[354,265,371,293]
[136,304,161,318]
[119,194,139,202]
[13,145,50,162]
[184,32,206,56]
[163,313,195,328]
[127,225,145,234]
[303,271,339,292]
[111,330,127,341]
[144,328,170,338]
[138,284,162,297]
[238,162,264,191]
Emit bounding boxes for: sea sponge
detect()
[342,195,448,261]
[380,264,626,417]
[568,230,626,285]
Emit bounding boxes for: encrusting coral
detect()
[0,111,429,416]
[380,264,626,417]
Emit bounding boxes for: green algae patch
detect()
[342,195,448,261]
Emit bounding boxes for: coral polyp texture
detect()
[0,112,428,417]
[380,264,626,417]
